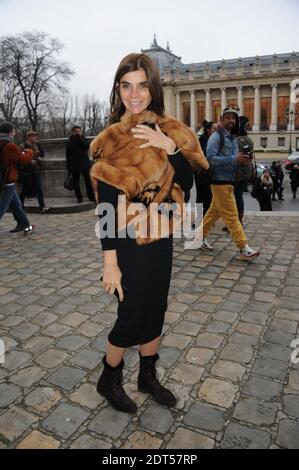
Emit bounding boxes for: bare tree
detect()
[0,31,74,130]
[79,94,109,135]
[44,92,74,138]
[1,79,23,122]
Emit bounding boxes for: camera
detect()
[242,144,252,158]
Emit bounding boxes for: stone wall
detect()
[38,137,94,198]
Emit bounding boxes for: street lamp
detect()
[286,108,298,155]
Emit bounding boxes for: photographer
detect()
[235,115,255,225]
[66,126,95,203]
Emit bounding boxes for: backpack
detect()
[0,142,8,189]
[236,156,257,184]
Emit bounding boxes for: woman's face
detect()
[119,69,152,117]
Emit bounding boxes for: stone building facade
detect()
[142,36,299,152]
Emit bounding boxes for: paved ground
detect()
[0,209,299,449]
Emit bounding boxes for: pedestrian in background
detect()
[235,115,255,224]
[195,120,217,216]
[254,169,273,211]
[290,163,299,199]
[66,126,95,204]
[19,130,50,213]
[0,122,34,234]
[189,107,260,260]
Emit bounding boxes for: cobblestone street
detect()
[0,210,299,449]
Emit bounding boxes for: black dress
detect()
[98,152,190,348]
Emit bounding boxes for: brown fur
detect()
[90,111,209,244]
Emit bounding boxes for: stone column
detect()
[270,84,278,131]
[237,86,243,115]
[190,90,196,130]
[221,88,227,111]
[205,89,211,122]
[175,91,181,121]
[252,85,261,131]
[163,85,176,117]
[288,82,296,131]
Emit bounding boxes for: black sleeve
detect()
[66,142,71,173]
[80,137,90,150]
[98,181,119,251]
[168,151,194,193]
[37,143,45,158]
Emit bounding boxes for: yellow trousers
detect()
[203,184,247,250]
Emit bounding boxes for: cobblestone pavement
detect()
[0,210,299,450]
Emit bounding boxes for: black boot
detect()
[138,353,176,407]
[96,356,137,414]
[9,225,24,233]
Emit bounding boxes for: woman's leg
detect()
[139,337,160,357]
[106,341,125,367]
[97,341,136,413]
[35,172,46,210]
[138,336,176,407]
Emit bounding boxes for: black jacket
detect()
[66,135,91,173]
[290,167,299,187]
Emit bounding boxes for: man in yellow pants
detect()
[190,107,260,261]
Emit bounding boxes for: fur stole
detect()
[90,111,209,244]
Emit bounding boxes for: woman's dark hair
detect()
[109,53,165,124]
[238,115,249,136]
[202,120,215,135]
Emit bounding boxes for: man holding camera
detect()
[190,107,260,260]
[66,126,95,203]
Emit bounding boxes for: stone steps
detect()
[23,198,96,214]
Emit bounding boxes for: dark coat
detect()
[290,167,299,188]
[66,135,91,173]
[19,142,45,169]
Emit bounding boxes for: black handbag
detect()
[64,174,74,191]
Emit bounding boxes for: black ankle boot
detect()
[96,356,137,414]
[9,224,23,233]
[138,353,176,407]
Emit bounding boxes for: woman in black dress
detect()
[93,53,205,414]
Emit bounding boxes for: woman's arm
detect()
[102,250,124,301]
[131,123,176,154]
[98,181,124,301]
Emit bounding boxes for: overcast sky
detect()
[0,0,298,102]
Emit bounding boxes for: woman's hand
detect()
[101,251,124,301]
[132,124,176,155]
